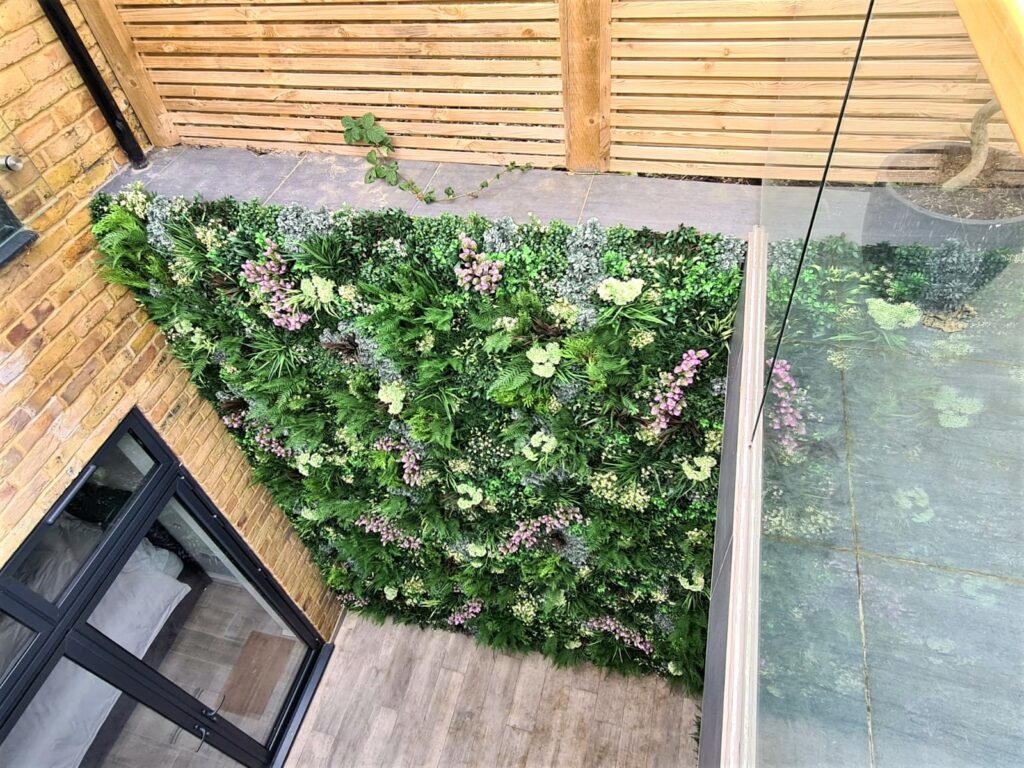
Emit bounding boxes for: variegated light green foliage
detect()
[90,185,742,688]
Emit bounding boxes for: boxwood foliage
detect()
[91,184,742,689]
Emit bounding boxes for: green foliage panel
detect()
[91,185,743,689]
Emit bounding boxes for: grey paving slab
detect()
[583,174,759,237]
[410,163,591,223]
[266,153,439,212]
[844,351,1024,578]
[757,541,871,768]
[115,147,300,203]
[103,148,770,237]
[861,557,1024,768]
[100,146,185,194]
[762,184,873,243]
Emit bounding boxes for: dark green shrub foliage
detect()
[92,184,742,688]
[862,239,1010,309]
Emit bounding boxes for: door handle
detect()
[193,724,208,753]
[202,693,225,720]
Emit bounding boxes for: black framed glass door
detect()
[0,410,330,767]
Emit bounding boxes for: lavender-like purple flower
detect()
[766,358,806,454]
[585,616,653,655]
[339,592,369,608]
[355,512,422,550]
[647,349,709,435]
[454,233,504,295]
[447,598,483,626]
[500,506,583,556]
[222,410,246,430]
[252,423,292,459]
[374,436,425,486]
[240,239,312,331]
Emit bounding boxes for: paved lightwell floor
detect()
[288,614,697,768]
[758,257,1024,766]
[103,145,875,241]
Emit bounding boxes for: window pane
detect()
[88,496,308,746]
[0,612,35,684]
[0,657,243,767]
[12,433,157,602]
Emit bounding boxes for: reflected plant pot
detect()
[862,142,1024,252]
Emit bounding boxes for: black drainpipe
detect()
[35,0,148,169]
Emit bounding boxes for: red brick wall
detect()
[0,0,341,636]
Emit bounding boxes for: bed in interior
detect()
[0,513,210,768]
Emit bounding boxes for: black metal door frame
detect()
[0,408,330,766]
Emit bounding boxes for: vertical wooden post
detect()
[559,0,611,173]
[76,0,179,147]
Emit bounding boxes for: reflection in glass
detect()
[12,433,156,602]
[0,656,242,767]
[756,1,1024,764]
[0,612,35,684]
[88,496,307,746]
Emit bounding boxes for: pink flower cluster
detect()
[374,436,424,486]
[648,349,709,434]
[240,240,311,331]
[447,598,483,626]
[222,410,246,430]
[253,423,292,458]
[766,358,805,454]
[499,506,583,556]
[454,233,503,295]
[355,512,422,550]
[585,617,653,655]
[339,592,369,609]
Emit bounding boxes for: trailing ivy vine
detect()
[342,113,532,204]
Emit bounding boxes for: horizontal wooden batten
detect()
[611,17,966,41]
[124,21,562,39]
[612,95,993,119]
[607,158,943,183]
[163,99,565,125]
[170,111,566,140]
[176,124,565,154]
[610,128,1014,153]
[135,39,562,57]
[156,84,565,109]
[610,112,1015,140]
[611,60,984,80]
[149,71,563,93]
[611,143,951,169]
[610,0,957,18]
[609,79,993,99]
[141,54,563,76]
[118,2,560,23]
[611,39,980,60]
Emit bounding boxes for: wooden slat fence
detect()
[609,0,1016,182]
[116,1,567,167]
[81,0,1015,182]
